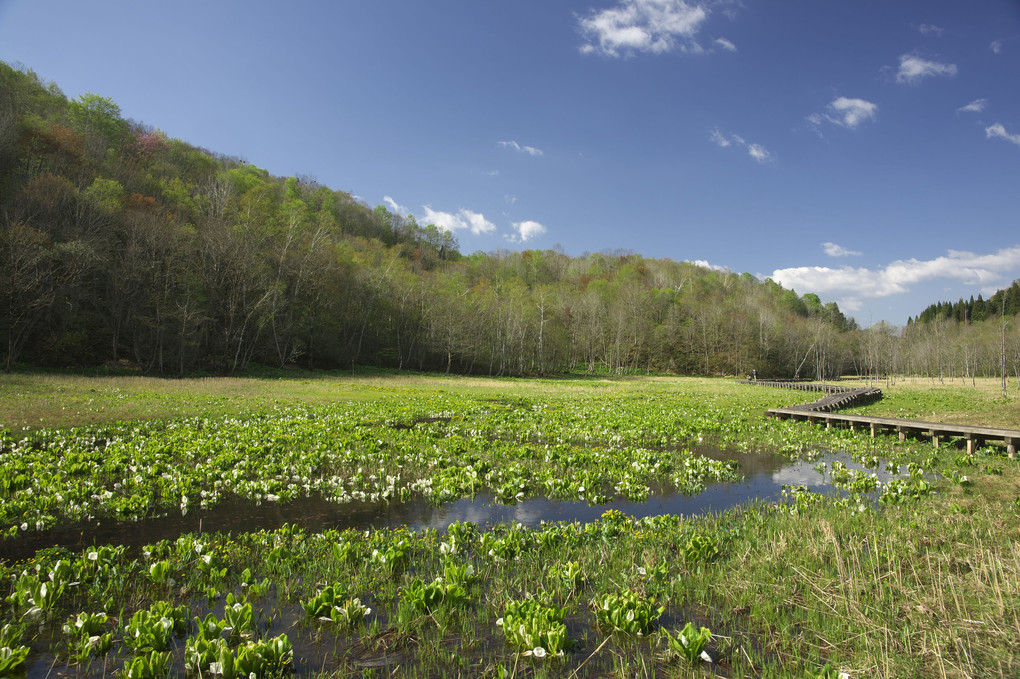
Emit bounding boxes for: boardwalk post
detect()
[931,432,940,449]
[1008,438,1016,459]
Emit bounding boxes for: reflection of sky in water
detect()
[772,452,901,488]
[772,464,826,487]
[8,450,906,562]
[411,451,904,531]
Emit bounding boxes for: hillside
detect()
[4,61,1017,384]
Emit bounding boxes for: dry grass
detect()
[718,483,1020,677]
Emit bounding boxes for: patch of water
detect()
[419,450,901,529]
[3,450,906,564]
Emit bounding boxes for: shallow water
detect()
[4,449,901,563]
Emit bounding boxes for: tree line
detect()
[2,62,1018,385]
[910,280,1020,326]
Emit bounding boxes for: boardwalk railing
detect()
[745,380,1018,457]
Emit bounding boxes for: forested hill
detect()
[1,61,856,378]
[910,280,1020,325]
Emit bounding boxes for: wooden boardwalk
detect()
[744,380,1019,457]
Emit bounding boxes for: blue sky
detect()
[1,0,1018,325]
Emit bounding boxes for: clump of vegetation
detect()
[497,598,572,657]
[661,622,712,664]
[592,591,665,636]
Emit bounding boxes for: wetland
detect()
[0,373,1017,678]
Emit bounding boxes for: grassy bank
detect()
[0,373,1017,677]
[836,376,1019,429]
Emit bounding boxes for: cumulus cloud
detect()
[986,123,1020,147]
[990,40,1003,54]
[895,54,957,84]
[506,220,547,243]
[421,206,497,234]
[822,242,862,257]
[772,246,1020,311]
[498,140,543,156]
[578,0,710,57]
[462,210,497,234]
[957,98,987,114]
[713,37,736,52]
[918,23,944,37]
[710,128,773,162]
[809,97,878,131]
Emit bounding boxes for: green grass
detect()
[0,370,401,430]
[0,370,730,430]
[836,376,1020,430]
[2,371,1015,433]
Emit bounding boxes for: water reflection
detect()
[422,450,900,530]
[4,450,901,563]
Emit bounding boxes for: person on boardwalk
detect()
[752,369,757,381]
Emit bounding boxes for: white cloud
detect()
[578,0,710,57]
[918,23,944,37]
[421,206,497,234]
[713,37,736,52]
[895,54,957,84]
[747,144,772,163]
[710,128,773,162]
[990,40,1003,54]
[822,242,862,257]
[498,140,543,156]
[986,123,1020,147]
[830,97,878,128]
[462,209,497,234]
[772,246,1020,311]
[421,207,463,233]
[709,128,731,147]
[383,195,410,216]
[690,259,730,273]
[957,98,988,114]
[508,220,547,243]
[813,97,878,130]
